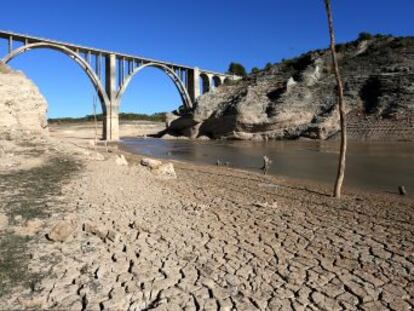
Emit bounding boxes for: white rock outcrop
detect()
[0,62,48,138]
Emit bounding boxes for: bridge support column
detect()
[103,53,120,141]
[102,103,120,141]
[187,67,200,103]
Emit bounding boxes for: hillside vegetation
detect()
[49,112,166,124]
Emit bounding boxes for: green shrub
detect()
[251,67,260,74]
[48,112,166,123]
[227,62,247,77]
[358,32,373,41]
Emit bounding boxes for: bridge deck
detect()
[0,30,228,76]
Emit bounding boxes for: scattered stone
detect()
[14,214,23,223]
[83,222,107,239]
[152,163,177,179]
[106,229,120,243]
[198,135,210,140]
[115,154,128,166]
[47,221,74,242]
[253,201,277,209]
[140,157,162,169]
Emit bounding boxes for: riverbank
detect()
[0,133,413,310]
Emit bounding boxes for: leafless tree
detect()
[323,0,348,198]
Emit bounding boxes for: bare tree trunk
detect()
[323,0,347,198]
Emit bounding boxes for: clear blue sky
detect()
[1,0,413,118]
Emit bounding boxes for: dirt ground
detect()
[0,128,413,310]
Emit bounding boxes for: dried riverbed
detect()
[0,136,413,310]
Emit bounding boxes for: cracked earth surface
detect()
[1,144,413,310]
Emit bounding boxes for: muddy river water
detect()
[121,138,414,198]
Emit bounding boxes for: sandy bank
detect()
[49,120,166,142]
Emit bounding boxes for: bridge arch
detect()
[116,63,193,110]
[1,42,110,110]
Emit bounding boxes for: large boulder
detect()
[0,62,48,139]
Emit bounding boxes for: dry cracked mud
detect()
[0,140,413,311]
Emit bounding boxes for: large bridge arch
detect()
[116,62,193,110]
[0,31,235,141]
[2,42,110,111]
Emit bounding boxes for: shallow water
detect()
[121,138,414,198]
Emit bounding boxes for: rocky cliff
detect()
[0,62,48,139]
[165,35,414,141]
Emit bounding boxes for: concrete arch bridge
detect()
[0,30,235,141]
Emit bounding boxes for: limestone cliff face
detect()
[166,35,414,141]
[0,62,48,139]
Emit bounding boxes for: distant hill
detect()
[49,112,166,124]
[165,33,414,141]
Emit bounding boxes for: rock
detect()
[115,154,128,166]
[140,158,162,169]
[0,61,48,139]
[286,77,297,91]
[197,135,210,140]
[165,112,180,127]
[0,213,8,230]
[83,222,107,239]
[163,36,414,142]
[161,133,189,140]
[47,221,74,242]
[152,163,177,179]
[106,229,120,243]
[14,215,23,223]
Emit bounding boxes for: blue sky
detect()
[1,0,413,118]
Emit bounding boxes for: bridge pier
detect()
[187,67,201,103]
[102,103,120,142]
[103,53,120,141]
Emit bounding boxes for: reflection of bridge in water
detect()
[0,30,235,141]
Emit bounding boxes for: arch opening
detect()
[116,64,192,138]
[199,73,210,94]
[212,76,222,88]
[116,63,192,110]
[2,43,109,109]
[2,45,106,140]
